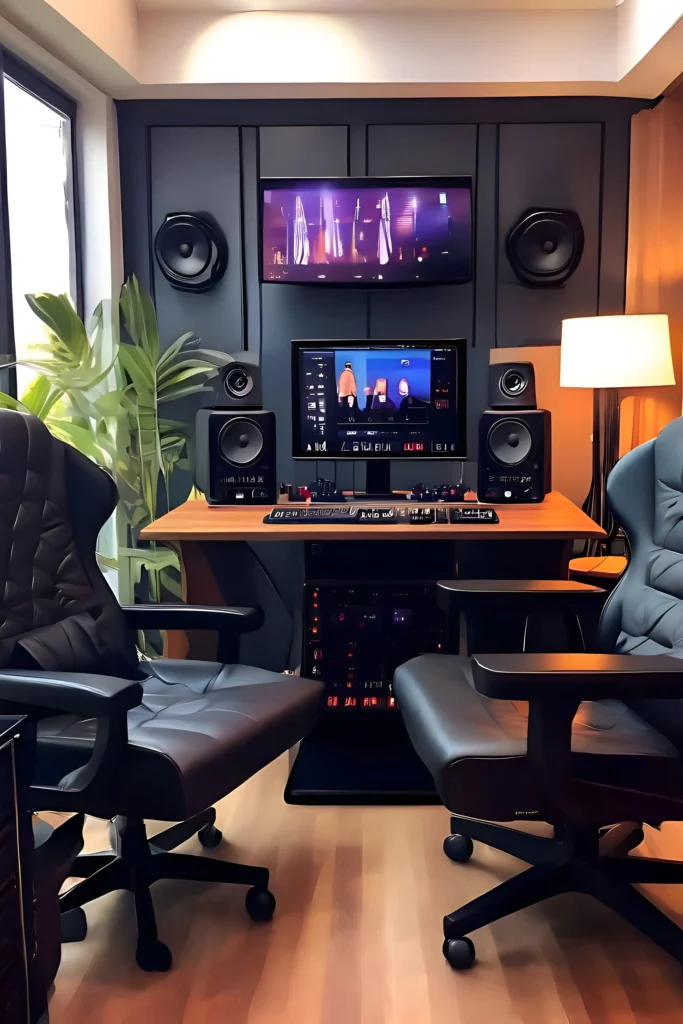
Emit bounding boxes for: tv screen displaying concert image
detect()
[292,340,467,460]
[261,177,472,285]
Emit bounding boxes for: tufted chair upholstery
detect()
[0,409,137,676]
[599,416,683,747]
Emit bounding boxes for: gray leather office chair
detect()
[0,410,324,971]
[395,416,683,972]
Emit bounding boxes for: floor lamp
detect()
[560,314,675,555]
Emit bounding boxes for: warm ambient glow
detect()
[560,314,675,389]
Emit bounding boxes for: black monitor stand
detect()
[361,459,400,502]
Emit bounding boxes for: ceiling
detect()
[136,0,618,10]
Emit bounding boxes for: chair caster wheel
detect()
[198,823,223,848]
[60,907,87,943]
[245,887,276,922]
[443,834,474,863]
[136,939,173,973]
[443,936,476,970]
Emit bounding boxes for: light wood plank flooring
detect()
[48,754,683,1024]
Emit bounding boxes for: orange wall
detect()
[621,83,683,453]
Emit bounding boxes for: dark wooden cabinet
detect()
[0,716,31,1024]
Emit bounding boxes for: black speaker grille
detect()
[218,418,264,465]
[488,418,533,466]
[506,209,584,288]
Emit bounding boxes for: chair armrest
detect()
[0,670,143,717]
[438,579,604,599]
[471,653,683,701]
[121,604,264,635]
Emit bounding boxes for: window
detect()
[1,55,80,396]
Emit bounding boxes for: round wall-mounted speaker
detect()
[487,418,533,467]
[218,417,265,466]
[154,213,228,292]
[506,209,584,288]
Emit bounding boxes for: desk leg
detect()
[161,541,222,661]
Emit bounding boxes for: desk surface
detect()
[141,491,605,543]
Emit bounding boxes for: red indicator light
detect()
[312,627,318,634]
[327,696,338,707]
[344,697,357,708]
[338,612,345,622]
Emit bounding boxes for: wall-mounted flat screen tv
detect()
[260,176,472,286]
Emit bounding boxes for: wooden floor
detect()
[48,755,683,1024]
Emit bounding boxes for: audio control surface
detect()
[264,506,499,524]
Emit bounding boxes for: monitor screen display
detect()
[292,340,467,460]
[261,177,472,285]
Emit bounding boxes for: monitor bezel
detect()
[291,337,468,462]
[259,176,473,288]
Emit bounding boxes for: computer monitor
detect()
[291,339,467,494]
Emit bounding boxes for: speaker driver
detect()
[224,365,254,401]
[158,221,210,277]
[500,368,528,399]
[488,418,533,466]
[506,209,584,288]
[154,213,228,292]
[218,418,264,466]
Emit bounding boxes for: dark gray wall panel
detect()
[150,126,243,354]
[367,123,477,176]
[259,125,348,178]
[497,122,602,347]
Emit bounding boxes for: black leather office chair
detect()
[395,416,683,972]
[0,410,324,971]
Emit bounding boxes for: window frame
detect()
[0,49,83,394]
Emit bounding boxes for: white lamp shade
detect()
[560,314,675,389]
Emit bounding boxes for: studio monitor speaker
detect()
[216,352,262,408]
[195,408,277,505]
[477,409,551,503]
[155,213,228,292]
[506,209,584,288]
[489,362,536,409]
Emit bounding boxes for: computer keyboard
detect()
[263,506,499,525]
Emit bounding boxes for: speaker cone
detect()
[506,209,584,288]
[500,368,528,399]
[224,365,254,401]
[218,418,264,465]
[488,419,533,466]
[154,213,228,292]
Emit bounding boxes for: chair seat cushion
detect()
[394,654,678,822]
[38,660,324,820]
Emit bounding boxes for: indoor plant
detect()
[0,276,225,603]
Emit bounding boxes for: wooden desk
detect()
[141,492,604,804]
[142,491,604,545]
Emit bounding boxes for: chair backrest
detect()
[601,416,683,745]
[0,409,138,677]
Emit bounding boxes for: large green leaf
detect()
[19,375,62,420]
[120,276,160,367]
[118,546,179,585]
[156,333,196,373]
[0,392,28,413]
[25,293,88,367]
